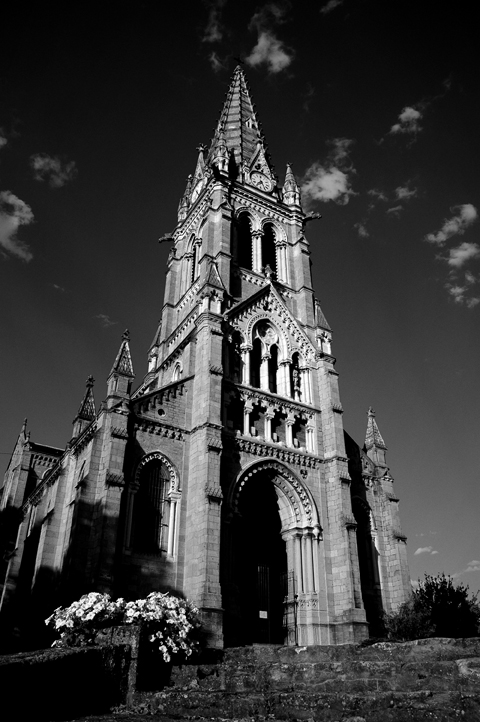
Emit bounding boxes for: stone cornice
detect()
[224,434,319,468]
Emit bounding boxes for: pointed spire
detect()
[110,330,135,378]
[21,417,28,440]
[283,163,301,206]
[208,66,273,175]
[364,407,388,469]
[76,376,96,422]
[178,174,193,221]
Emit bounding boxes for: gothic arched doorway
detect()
[224,472,287,646]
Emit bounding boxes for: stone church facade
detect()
[0,68,410,650]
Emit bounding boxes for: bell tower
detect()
[129,67,410,647]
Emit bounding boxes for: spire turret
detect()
[72,376,96,438]
[178,174,193,222]
[364,406,387,468]
[283,164,301,206]
[106,330,135,405]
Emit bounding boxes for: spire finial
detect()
[86,375,95,388]
[122,329,130,341]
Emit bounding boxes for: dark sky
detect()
[1,0,479,592]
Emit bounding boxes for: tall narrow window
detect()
[262,223,276,276]
[250,337,262,388]
[131,460,170,554]
[268,344,278,393]
[191,243,197,284]
[236,213,253,270]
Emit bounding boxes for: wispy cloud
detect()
[368,188,388,202]
[0,190,34,262]
[425,204,477,246]
[208,50,227,73]
[246,3,294,74]
[425,204,479,307]
[453,560,480,579]
[320,0,344,14]
[52,283,66,292]
[202,0,227,43]
[0,129,7,151]
[300,138,355,208]
[386,205,403,216]
[354,221,369,238]
[414,546,438,556]
[95,314,117,328]
[30,153,78,188]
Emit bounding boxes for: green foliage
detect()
[384,573,480,641]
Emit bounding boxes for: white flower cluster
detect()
[45,591,200,662]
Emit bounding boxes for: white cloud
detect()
[0,190,34,262]
[467,297,480,308]
[425,204,478,246]
[96,314,117,328]
[453,560,480,579]
[52,283,66,292]
[320,0,344,14]
[300,138,355,207]
[202,0,227,43]
[389,106,422,135]
[30,153,78,188]
[208,51,226,73]
[355,221,369,238]
[0,129,7,150]
[246,4,293,74]
[395,184,418,201]
[368,188,388,202]
[386,205,403,216]
[246,30,293,73]
[445,241,480,268]
[414,546,438,556]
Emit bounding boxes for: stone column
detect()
[286,413,295,447]
[260,353,270,391]
[264,407,274,442]
[301,367,312,404]
[277,243,288,283]
[241,346,251,385]
[306,421,315,453]
[243,399,253,436]
[252,231,262,272]
[278,359,291,397]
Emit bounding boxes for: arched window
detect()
[268,343,278,393]
[131,460,170,554]
[290,352,301,401]
[250,337,262,388]
[172,362,183,382]
[236,213,253,270]
[262,223,276,276]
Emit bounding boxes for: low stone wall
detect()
[132,638,480,721]
[0,628,138,721]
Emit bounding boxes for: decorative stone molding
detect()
[31,453,58,467]
[332,402,344,413]
[111,426,129,439]
[207,435,222,451]
[231,459,317,527]
[106,471,125,487]
[205,485,223,501]
[134,451,179,494]
[134,420,184,441]
[72,423,97,456]
[233,437,319,468]
[209,364,223,375]
[343,514,358,530]
[393,529,408,542]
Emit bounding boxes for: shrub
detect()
[384,573,480,641]
[45,591,201,662]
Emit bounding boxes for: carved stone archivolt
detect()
[229,459,319,529]
[133,451,180,494]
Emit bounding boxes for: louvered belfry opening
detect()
[132,460,170,554]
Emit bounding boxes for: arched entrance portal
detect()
[222,461,321,647]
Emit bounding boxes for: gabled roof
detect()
[205,258,227,291]
[226,282,317,360]
[208,66,274,174]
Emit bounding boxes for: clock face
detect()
[250,172,272,192]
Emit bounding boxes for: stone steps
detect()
[130,639,480,721]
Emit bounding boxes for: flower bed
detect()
[46,591,201,663]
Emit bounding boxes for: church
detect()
[0,68,410,650]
